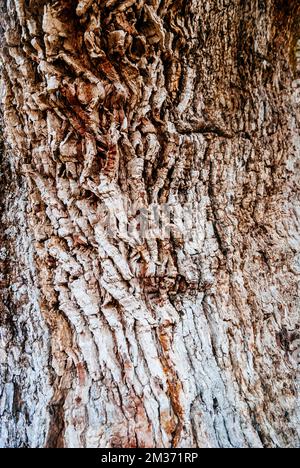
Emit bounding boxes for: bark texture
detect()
[0,0,300,448]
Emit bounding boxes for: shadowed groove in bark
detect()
[0,0,299,448]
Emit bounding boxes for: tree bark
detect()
[0,0,299,448]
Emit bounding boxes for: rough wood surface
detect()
[0,0,299,448]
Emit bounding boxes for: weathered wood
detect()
[0,0,299,448]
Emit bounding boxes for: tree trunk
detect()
[0,0,299,449]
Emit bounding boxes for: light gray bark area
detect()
[0,139,52,447]
[0,0,299,448]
